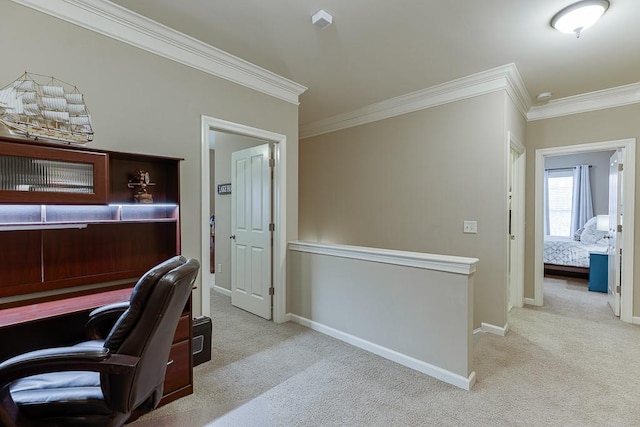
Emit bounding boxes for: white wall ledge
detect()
[288,240,478,275]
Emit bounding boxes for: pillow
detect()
[580,217,608,244]
[573,227,584,241]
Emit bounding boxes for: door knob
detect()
[230,234,236,240]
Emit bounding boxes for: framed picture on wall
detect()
[217,183,231,194]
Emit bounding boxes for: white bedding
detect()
[543,236,608,268]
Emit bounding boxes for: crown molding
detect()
[300,63,531,139]
[13,0,637,125]
[300,60,640,138]
[527,82,640,121]
[10,0,307,105]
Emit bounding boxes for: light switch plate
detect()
[463,220,477,234]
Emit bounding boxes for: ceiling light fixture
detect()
[551,0,610,38]
[312,9,333,29]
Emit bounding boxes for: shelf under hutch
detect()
[0,134,192,407]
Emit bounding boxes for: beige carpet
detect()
[131,277,640,426]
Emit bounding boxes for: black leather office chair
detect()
[0,256,200,427]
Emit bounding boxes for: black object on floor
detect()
[193,315,212,366]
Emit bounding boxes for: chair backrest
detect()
[102,257,200,413]
[104,256,187,350]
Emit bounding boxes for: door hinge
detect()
[269,223,275,232]
[616,285,621,294]
[269,287,274,295]
[269,158,275,167]
[618,163,623,172]
[617,224,622,232]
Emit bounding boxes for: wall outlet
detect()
[217,263,222,273]
[463,220,477,234]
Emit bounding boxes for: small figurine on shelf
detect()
[127,169,155,203]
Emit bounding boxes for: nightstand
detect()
[588,252,608,293]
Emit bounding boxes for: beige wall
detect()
[213,132,267,290]
[505,96,527,148]
[299,92,510,328]
[1,1,300,316]
[525,104,640,315]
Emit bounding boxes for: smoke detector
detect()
[312,9,333,29]
[536,92,553,102]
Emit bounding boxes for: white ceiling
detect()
[109,0,640,127]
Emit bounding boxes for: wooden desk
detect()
[0,289,132,361]
[0,287,192,406]
[0,288,131,329]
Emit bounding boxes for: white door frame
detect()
[508,132,526,309]
[533,138,636,323]
[201,116,288,323]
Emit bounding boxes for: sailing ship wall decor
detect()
[0,72,94,144]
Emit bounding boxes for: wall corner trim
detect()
[288,240,479,275]
[10,0,307,105]
[286,313,476,390]
[480,322,509,336]
[300,63,531,139]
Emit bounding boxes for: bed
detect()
[543,217,609,279]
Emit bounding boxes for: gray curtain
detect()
[570,165,593,236]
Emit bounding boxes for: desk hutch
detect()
[0,134,192,406]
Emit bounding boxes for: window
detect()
[547,170,573,237]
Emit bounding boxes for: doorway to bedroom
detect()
[542,150,613,279]
[533,139,636,323]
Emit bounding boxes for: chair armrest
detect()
[86,301,130,339]
[0,346,139,388]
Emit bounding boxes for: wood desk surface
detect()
[0,288,132,329]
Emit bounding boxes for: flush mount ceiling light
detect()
[551,0,610,38]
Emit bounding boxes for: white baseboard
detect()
[213,285,232,297]
[524,298,536,306]
[632,316,640,326]
[480,322,509,336]
[285,313,476,390]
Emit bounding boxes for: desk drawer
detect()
[173,314,190,343]
[163,339,190,394]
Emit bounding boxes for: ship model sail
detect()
[0,72,93,144]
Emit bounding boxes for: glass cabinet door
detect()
[0,140,108,204]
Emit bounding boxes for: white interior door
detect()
[607,150,622,316]
[231,143,272,319]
